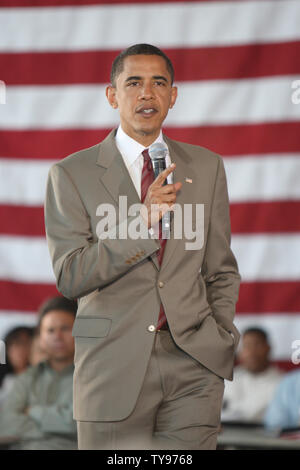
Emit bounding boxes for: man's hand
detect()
[140,163,182,229]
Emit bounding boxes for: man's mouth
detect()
[136,106,158,117]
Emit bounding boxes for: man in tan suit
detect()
[45,44,241,450]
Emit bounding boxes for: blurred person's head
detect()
[37,296,77,372]
[238,327,271,374]
[4,326,34,374]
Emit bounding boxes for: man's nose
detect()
[54,330,64,341]
[139,83,154,100]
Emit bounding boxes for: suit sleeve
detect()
[201,155,241,344]
[45,163,159,299]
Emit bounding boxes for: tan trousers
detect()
[77,328,224,450]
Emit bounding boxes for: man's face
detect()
[238,332,270,373]
[106,54,177,145]
[39,310,74,363]
[8,332,33,372]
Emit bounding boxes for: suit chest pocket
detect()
[72,317,112,338]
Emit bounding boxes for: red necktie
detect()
[141,149,167,329]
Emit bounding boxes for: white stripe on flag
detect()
[1,155,300,206]
[0,236,55,283]
[0,311,38,341]
[0,1,300,52]
[224,154,300,203]
[1,311,299,363]
[0,234,299,283]
[232,234,300,281]
[1,77,300,130]
[167,77,300,126]
[0,159,56,206]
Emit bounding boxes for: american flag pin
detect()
[185,177,193,183]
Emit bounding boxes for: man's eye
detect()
[62,326,71,332]
[127,82,139,87]
[155,81,165,86]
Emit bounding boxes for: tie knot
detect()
[142,149,153,171]
[142,148,150,161]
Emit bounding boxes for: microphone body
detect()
[148,143,171,239]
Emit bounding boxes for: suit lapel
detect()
[96,130,140,210]
[96,131,195,273]
[159,135,195,273]
[96,130,160,271]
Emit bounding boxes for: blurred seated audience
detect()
[0,296,78,450]
[264,369,300,431]
[221,327,282,424]
[0,326,34,407]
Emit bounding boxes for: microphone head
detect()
[148,142,168,161]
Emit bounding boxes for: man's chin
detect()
[51,352,71,361]
[135,125,160,137]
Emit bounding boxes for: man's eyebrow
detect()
[152,75,168,83]
[125,75,169,83]
[125,76,142,82]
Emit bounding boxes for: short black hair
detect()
[110,43,174,87]
[243,327,269,343]
[0,326,35,387]
[37,296,77,332]
[4,326,35,348]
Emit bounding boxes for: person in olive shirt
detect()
[0,297,77,450]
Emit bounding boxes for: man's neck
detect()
[48,358,73,373]
[120,126,162,147]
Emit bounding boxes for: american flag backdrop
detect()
[0,0,300,369]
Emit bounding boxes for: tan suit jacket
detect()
[45,129,241,422]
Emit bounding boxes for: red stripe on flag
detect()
[0,280,60,313]
[0,129,108,160]
[230,201,300,234]
[165,123,300,156]
[0,205,46,237]
[0,280,299,314]
[2,42,300,85]
[270,360,299,372]
[1,122,300,160]
[169,42,300,81]
[2,201,300,237]
[237,281,300,314]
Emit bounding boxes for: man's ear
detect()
[106,85,118,109]
[169,85,178,109]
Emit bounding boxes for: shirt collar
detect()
[37,359,74,376]
[115,125,165,166]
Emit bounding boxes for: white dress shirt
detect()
[115,125,172,200]
[221,365,282,423]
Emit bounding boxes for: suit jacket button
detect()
[147,325,156,332]
[158,281,164,288]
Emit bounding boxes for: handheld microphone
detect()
[148,142,171,239]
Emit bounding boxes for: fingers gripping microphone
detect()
[148,142,171,239]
